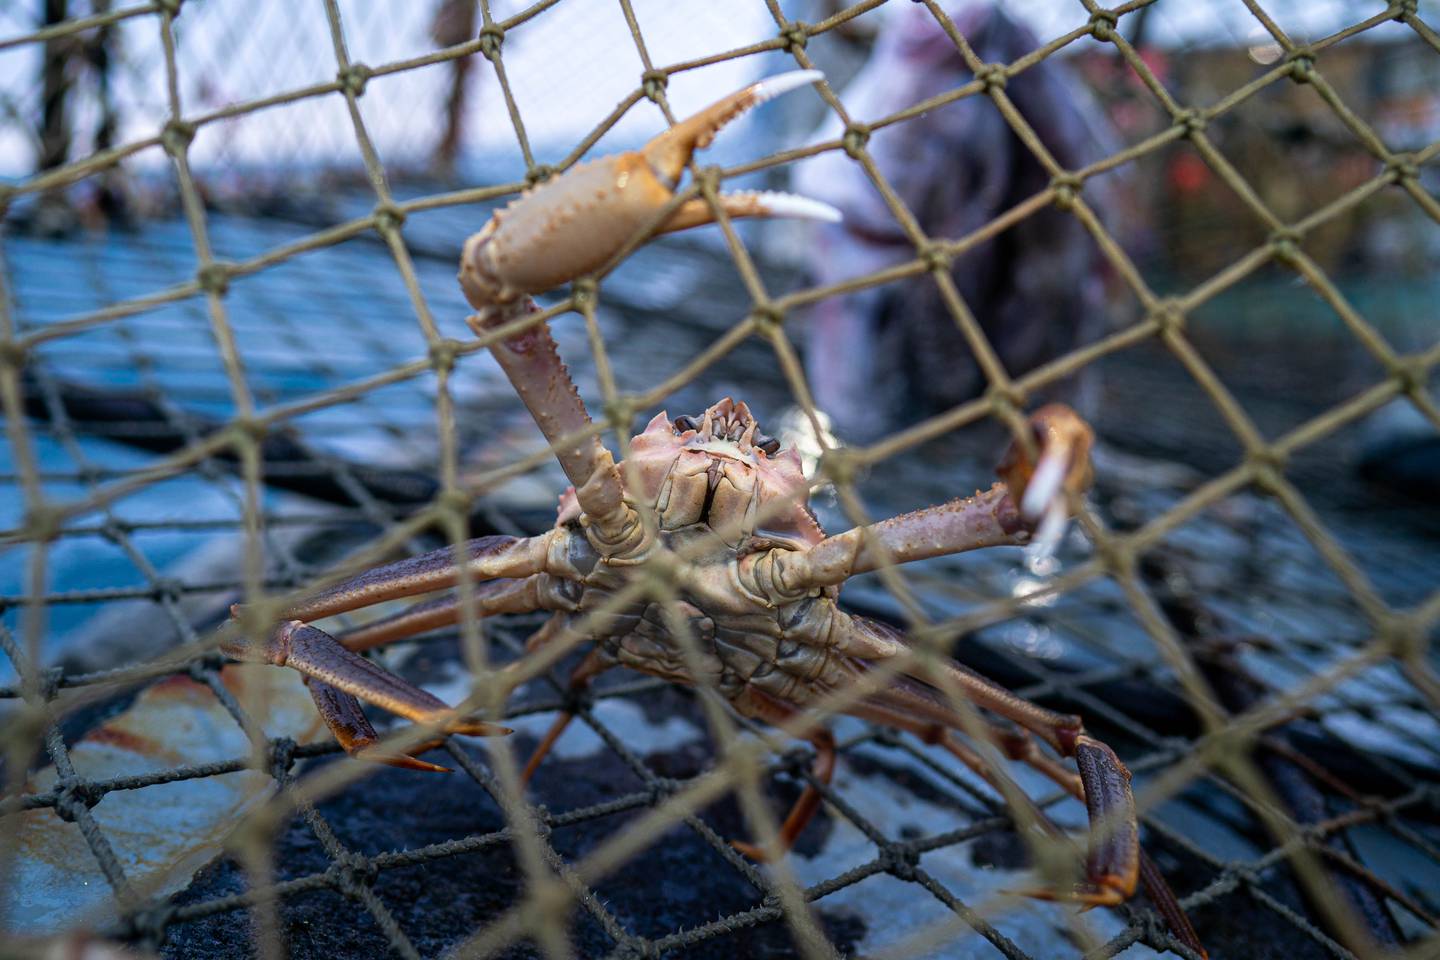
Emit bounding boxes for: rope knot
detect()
[268,736,298,778]
[1176,108,1207,136]
[817,447,857,486]
[429,337,460,373]
[1268,227,1302,264]
[161,119,195,158]
[750,303,784,338]
[479,24,505,60]
[24,505,63,544]
[918,242,948,273]
[337,62,371,98]
[53,778,101,823]
[328,853,378,897]
[601,396,633,429]
[880,843,919,880]
[641,69,668,103]
[1050,173,1082,211]
[842,123,870,159]
[1286,47,1315,83]
[1089,9,1118,42]
[196,260,231,296]
[570,276,598,306]
[1385,152,1419,182]
[1152,298,1185,335]
[373,202,406,235]
[0,338,27,369]
[780,22,809,52]
[1248,448,1289,494]
[975,64,1008,92]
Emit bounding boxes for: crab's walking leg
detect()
[830,616,1204,954]
[279,533,557,624]
[337,575,574,652]
[768,483,1029,594]
[222,536,569,766]
[223,618,511,741]
[303,676,452,773]
[519,647,613,785]
[468,305,641,553]
[763,404,1095,596]
[729,688,837,861]
[829,613,1137,900]
[293,577,576,772]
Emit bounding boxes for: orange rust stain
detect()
[148,674,209,698]
[218,664,247,698]
[84,726,160,754]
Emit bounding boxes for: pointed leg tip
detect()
[729,839,774,863]
[358,750,453,774]
[753,68,825,103]
[1002,881,1127,907]
[452,720,513,738]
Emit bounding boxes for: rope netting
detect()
[2,1,1439,958]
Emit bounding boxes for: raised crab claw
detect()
[222,71,1204,956]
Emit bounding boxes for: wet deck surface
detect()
[4,198,1439,958]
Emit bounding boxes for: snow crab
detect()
[222,71,1203,954]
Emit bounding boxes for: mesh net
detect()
[2,1,1440,959]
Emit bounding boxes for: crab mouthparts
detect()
[673,399,781,457]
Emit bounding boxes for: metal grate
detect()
[2,2,1440,959]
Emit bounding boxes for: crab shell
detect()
[555,399,824,552]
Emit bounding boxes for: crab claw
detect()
[996,404,1094,558]
[460,70,839,309]
[1009,735,1139,908]
[220,617,512,765]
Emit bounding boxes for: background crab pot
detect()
[2,2,1440,960]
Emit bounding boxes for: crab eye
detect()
[756,435,781,456]
[673,415,700,433]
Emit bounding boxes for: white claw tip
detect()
[753,69,825,104]
[753,190,843,223]
[1026,499,1069,565]
[1020,451,1067,521]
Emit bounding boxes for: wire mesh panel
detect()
[2,2,1440,959]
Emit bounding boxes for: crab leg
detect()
[825,613,1137,900]
[221,535,565,764]
[222,618,511,738]
[254,576,572,772]
[770,405,1093,594]
[518,646,614,785]
[770,483,1028,593]
[846,683,1139,905]
[337,575,574,652]
[468,306,641,553]
[730,687,837,862]
[303,676,453,773]
[274,533,556,624]
[827,620,1202,953]
[816,610,1085,756]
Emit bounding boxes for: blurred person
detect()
[33,0,129,233]
[431,0,479,178]
[793,2,1124,441]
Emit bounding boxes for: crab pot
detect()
[2,2,1439,959]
